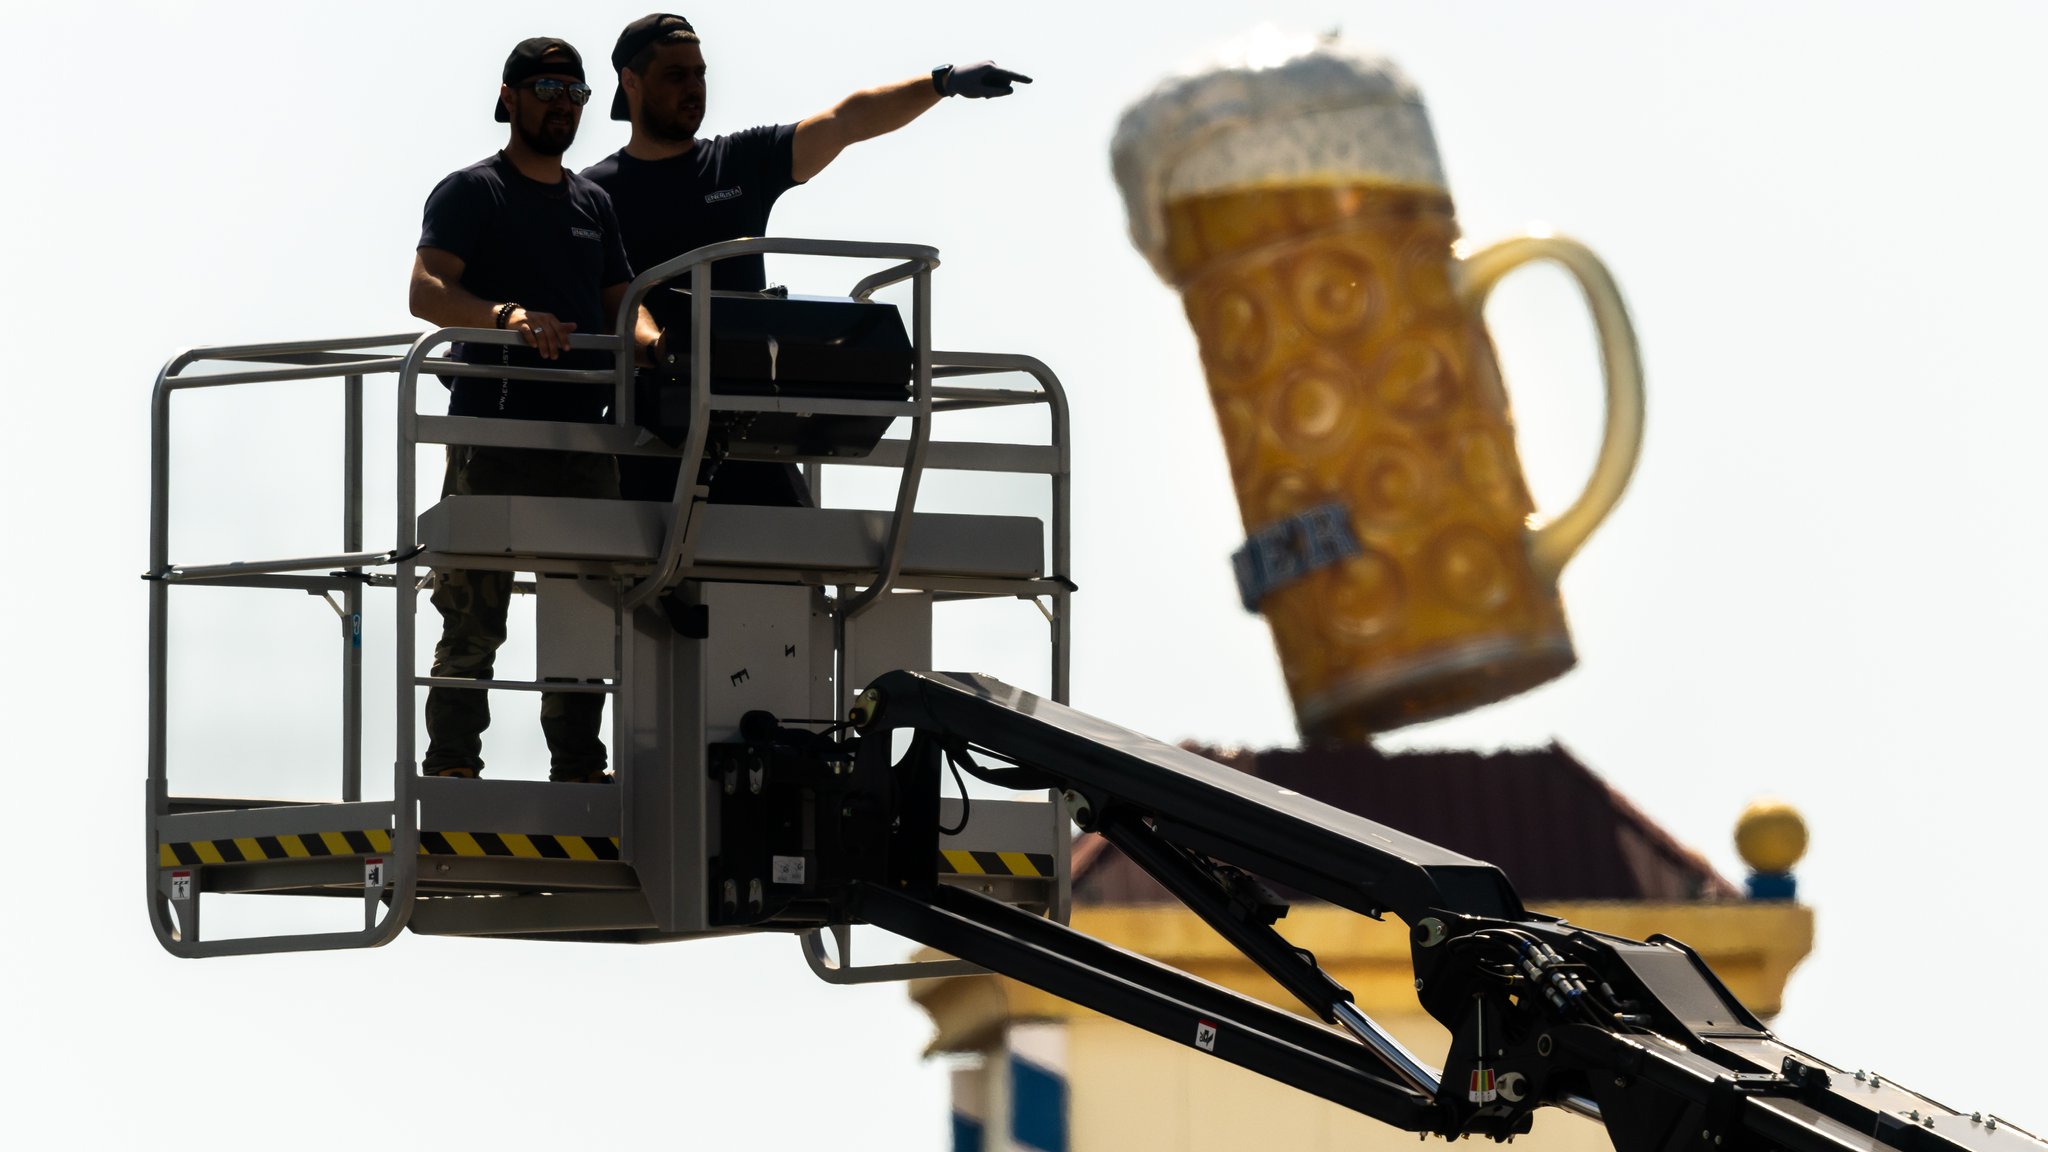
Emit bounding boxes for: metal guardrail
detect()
[143,237,1072,957]
[607,238,942,615]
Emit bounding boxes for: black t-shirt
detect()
[417,152,633,423]
[582,124,804,291]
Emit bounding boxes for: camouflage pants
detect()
[423,446,620,780]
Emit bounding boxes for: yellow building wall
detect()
[1061,1012,1606,1152]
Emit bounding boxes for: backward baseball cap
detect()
[610,13,697,120]
[495,37,585,122]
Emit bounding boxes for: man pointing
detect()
[583,13,1030,502]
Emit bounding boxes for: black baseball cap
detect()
[609,13,696,120]
[495,37,586,122]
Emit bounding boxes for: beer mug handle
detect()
[1455,235,1645,585]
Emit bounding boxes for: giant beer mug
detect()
[1113,42,1644,740]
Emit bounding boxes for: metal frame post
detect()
[343,373,363,801]
[395,339,423,808]
[840,264,934,619]
[1045,363,1073,705]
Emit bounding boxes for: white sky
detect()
[7,0,2046,1145]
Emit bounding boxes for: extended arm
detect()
[791,62,1030,183]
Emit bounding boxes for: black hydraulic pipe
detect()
[928,883,1407,1083]
[853,880,1440,1132]
[1098,810,1441,1096]
[1099,810,1352,1021]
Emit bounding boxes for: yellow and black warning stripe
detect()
[159,829,393,867]
[938,849,1056,878]
[419,830,620,862]
[159,828,620,867]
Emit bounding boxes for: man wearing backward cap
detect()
[583,13,1030,504]
[407,36,661,784]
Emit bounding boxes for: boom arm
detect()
[727,671,2044,1152]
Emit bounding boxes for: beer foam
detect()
[1112,35,1446,282]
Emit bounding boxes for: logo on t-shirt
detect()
[570,226,602,241]
[705,187,742,203]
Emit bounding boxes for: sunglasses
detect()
[518,78,593,107]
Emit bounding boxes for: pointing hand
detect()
[938,61,1033,99]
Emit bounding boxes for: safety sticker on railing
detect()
[938,849,1056,878]
[158,829,393,867]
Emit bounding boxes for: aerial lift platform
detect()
[147,238,1072,961]
[148,239,2044,1152]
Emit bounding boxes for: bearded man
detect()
[583,13,1029,505]
[406,36,659,783]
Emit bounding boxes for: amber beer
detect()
[1115,44,1643,739]
[1170,179,1569,737]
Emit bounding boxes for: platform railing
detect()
[147,334,422,956]
[608,237,942,616]
[145,239,1071,956]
